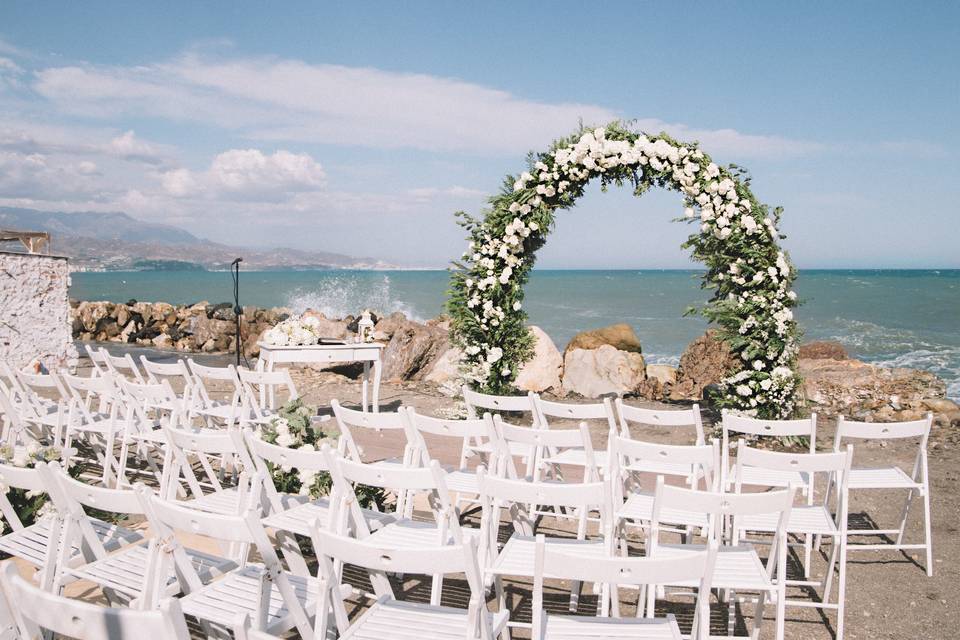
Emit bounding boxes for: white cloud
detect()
[407,185,487,200]
[30,53,821,159]
[106,130,167,164]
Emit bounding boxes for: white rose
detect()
[486,347,503,364]
[736,385,753,397]
[684,207,695,218]
[753,360,765,370]
[513,301,522,311]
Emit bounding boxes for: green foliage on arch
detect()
[447,122,801,418]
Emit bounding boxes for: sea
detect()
[69,269,960,400]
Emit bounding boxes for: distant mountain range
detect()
[0,207,393,271]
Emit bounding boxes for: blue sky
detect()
[1,1,958,267]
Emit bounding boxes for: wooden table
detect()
[256,342,385,412]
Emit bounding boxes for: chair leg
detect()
[894,488,916,546]
[750,590,767,640]
[836,537,848,640]
[823,534,839,605]
[922,487,934,577]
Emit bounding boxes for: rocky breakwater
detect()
[71,299,290,355]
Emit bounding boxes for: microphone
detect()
[231,257,243,266]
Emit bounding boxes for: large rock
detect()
[672,330,738,400]
[188,316,236,346]
[381,320,449,381]
[373,312,409,341]
[561,345,646,397]
[799,357,950,422]
[565,323,642,354]
[799,341,849,360]
[301,310,349,340]
[424,347,463,386]
[516,326,563,392]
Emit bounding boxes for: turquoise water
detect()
[70,269,960,399]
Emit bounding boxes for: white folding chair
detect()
[238,367,298,418]
[60,371,126,485]
[331,398,413,467]
[462,385,541,461]
[113,377,183,489]
[140,354,193,390]
[160,423,252,515]
[99,347,146,383]
[9,369,70,445]
[237,428,394,577]
[85,343,110,377]
[401,407,499,508]
[648,479,794,640]
[476,466,614,627]
[616,399,706,445]
[610,436,720,544]
[533,396,617,473]
[532,534,718,640]
[721,410,817,491]
[0,562,192,640]
[44,462,234,608]
[833,414,933,575]
[0,462,141,592]
[187,360,242,427]
[734,443,854,640]
[136,488,317,638]
[311,527,507,640]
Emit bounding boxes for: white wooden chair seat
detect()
[541,613,683,640]
[260,498,394,537]
[625,459,699,478]
[732,465,809,488]
[617,492,709,529]
[176,488,243,515]
[741,505,838,536]
[340,598,509,640]
[66,540,236,597]
[177,563,318,632]
[541,448,607,469]
[364,519,481,550]
[847,466,919,489]
[468,440,532,458]
[655,543,772,590]
[489,534,608,578]
[442,468,480,494]
[0,517,142,567]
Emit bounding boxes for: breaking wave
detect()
[285,274,423,321]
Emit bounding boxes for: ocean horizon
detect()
[70,268,960,400]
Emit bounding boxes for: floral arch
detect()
[447,122,801,418]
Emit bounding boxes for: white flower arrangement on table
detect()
[447,121,801,419]
[261,315,325,347]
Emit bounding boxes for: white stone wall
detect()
[0,251,78,371]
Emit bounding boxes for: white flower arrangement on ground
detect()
[448,122,801,419]
[261,315,325,347]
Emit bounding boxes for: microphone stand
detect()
[231,258,244,367]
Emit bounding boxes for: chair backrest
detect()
[85,343,110,376]
[616,399,705,444]
[534,396,617,432]
[734,442,853,510]
[491,414,596,479]
[237,368,298,417]
[15,369,69,401]
[476,464,612,537]
[721,410,817,479]
[186,360,241,414]
[160,423,245,501]
[100,348,146,383]
[331,399,410,463]
[609,434,720,495]
[310,529,490,640]
[115,377,183,422]
[236,428,331,513]
[835,414,932,443]
[651,476,794,544]
[0,462,45,530]
[0,562,191,640]
[402,408,495,469]
[140,355,193,388]
[532,534,717,640]
[60,370,118,421]
[462,385,538,421]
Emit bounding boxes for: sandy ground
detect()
[4,349,958,639]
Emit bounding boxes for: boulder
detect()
[188,316,235,347]
[799,357,948,421]
[381,320,449,381]
[515,326,563,393]
[300,310,349,340]
[799,341,849,360]
[116,305,130,328]
[373,312,409,341]
[672,330,738,400]
[561,345,646,397]
[424,347,463,386]
[565,323,642,354]
[646,364,678,386]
